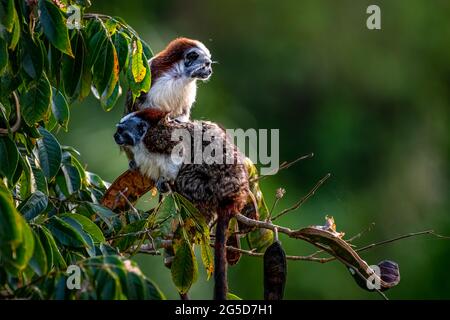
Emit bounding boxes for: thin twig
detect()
[272,173,331,221]
[355,230,446,253]
[254,153,314,182]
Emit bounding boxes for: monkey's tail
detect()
[214,208,232,300]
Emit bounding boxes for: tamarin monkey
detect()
[124,37,213,169]
[102,38,213,210]
[113,108,249,300]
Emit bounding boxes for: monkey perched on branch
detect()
[103,37,212,208]
[113,108,249,300]
[102,37,213,210]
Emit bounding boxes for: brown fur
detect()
[150,37,201,82]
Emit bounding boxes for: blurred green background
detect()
[57,0,449,299]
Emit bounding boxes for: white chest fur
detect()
[144,62,197,119]
[131,141,182,182]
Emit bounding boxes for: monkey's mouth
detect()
[114,132,135,146]
[190,65,212,80]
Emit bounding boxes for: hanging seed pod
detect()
[226,220,241,265]
[263,240,287,300]
[348,259,400,292]
[378,260,400,290]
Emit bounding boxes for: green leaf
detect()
[21,76,52,125]
[62,31,85,100]
[61,163,81,194]
[62,213,105,243]
[35,225,67,270]
[38,0,73,56]
[17,190,48,221]
[127,41,151,99]
[8,10,20,49]
[112,219,147,251]
[86,20,108,68]
[113,31,130,72]
[46,216,86,248]
[101,82,121,111]
[171,239,197,294]
[37,127,62,179]
[0,135,19,181]
[60,214,96,257]
[226,292,242,300]
[0,36,7,75]
[0,0,15,31]
[87,203,116,229]
[145,279,166,300]
[0,180,22,252]
[92,38,118,99]
[0,182,35,275]
[200,238,214,280]
[51,87,70,130]
[28,156,49,195]
[29,229,48,276]
[21,34,44,79]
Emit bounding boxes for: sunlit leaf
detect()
[171,239,197,294]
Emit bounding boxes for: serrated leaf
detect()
[171,239,197,294]
[21,76,51,125]
[37,127,62,179]
[51,87,70,130]
[39,0,73,56]
[18,190,48,221]
[0,135,19,181]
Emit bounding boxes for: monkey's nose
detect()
[204,58,212,68]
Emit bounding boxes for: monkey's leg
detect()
[214,210,231,300]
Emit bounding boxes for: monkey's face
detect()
[183,46,212,80]
[114,115,149,147]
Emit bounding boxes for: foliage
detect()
[0,0,159,300]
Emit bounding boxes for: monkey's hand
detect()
[156,177,171,194]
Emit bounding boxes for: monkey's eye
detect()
[186,51,199,61]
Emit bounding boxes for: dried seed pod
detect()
[348,259,400,292]
[263,240,287,300]
[378,260,400,289]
